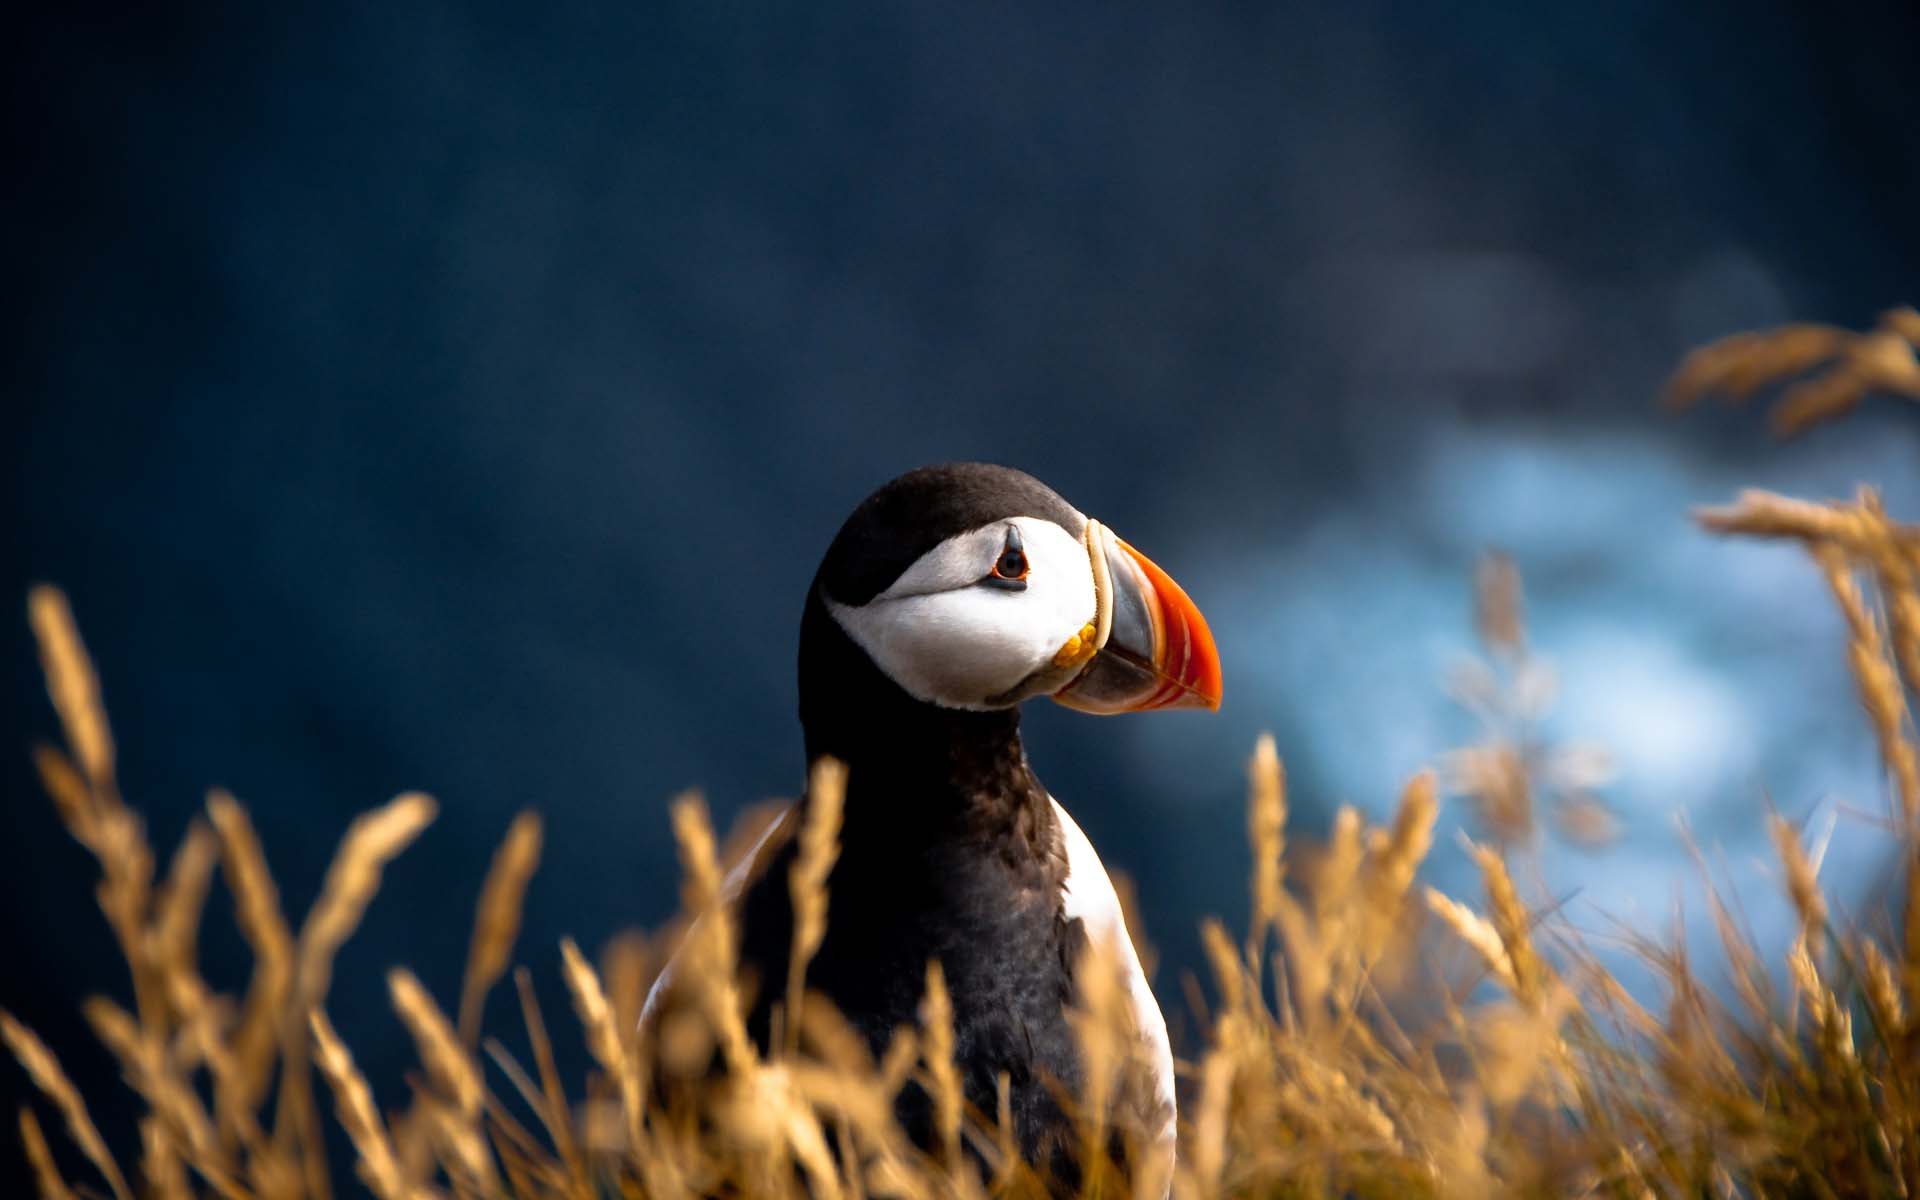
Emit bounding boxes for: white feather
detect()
[1053,796,1177,1190]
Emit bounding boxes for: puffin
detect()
[640,462,1222,1192]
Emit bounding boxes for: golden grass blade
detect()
[1314,805,1365,923]
[280,792,434,1199]
[1811,544,1920,827]
[295,792,439,1013]
[204,789,295,1123]
[457,810,543,1047]
[1664,324,1848,406]
[483,1040,597,1198]
[994,1071,1015,1189]
[715,1065,846,1200]
[778,1088,847,1200]
[81,996,221,1166]
[673,791,727,912]
[480,1040,553,1137]
[1180,1047,1235,1200]
[32,745,96,848]
[151,817,220,999]
[477,1087,551,1174]
[669,793,757,1075]
[27,586,114,788]
[1907,848,1920,1018]
[508,965,587,1187]
[1774,363,1870,434]
[139,1116,191,1200]
[600,930,653,1040]
[21,592,158,1020]
[561,937,645,1157]
[918,960,962,1167]
[417,1095,499,1195]
[1695,487,1920,827]
[834,1117,867,1200]
[1462,837,1547,1008]
[486,1118,546,1200]
[1247,734,1286,955]
[1446,742,1537,847]
[308,1009,411,1200]
[389,969,484,1117]
[1857,487,1920,705]
[1663,311,1920,435]
[787,758,846,1056]
[18,1107,77,1200]
[1,1011,132,1200]
[1361,772,1438,966]
[1200,918,1248,1020]
[1425,887,1518,992]
[1858,936,1905,1037]
[1878,558,1920,702]
[386,1101,435,1193]
[1769,815,1828,962]
[89,806,160,1027]
[1885,305,1920,344]
[1696,488,1876,544]
[28,739,165,1031]
[1474,553,1525,654]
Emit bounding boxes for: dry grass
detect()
[1443,554,1617,849]
[9,321,1920,1197]
[1665,305,1920,435]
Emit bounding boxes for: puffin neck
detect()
[797,588,1052,854]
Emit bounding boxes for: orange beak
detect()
[1053,521,1223,714]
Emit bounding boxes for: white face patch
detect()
[826,516,1097,710]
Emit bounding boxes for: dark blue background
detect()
[7,0,1919,1189]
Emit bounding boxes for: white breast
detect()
[1053,797,1177,1193]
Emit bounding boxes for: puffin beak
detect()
[1053,520,1223,714]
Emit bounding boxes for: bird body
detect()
[641,464,1219,1193]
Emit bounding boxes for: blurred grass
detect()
[8,312,1920,1197]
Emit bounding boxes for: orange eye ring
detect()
[979,524,1031,591]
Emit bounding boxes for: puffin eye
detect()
[980,526,1030,591]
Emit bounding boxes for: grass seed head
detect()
[458,809,543,1046]
[19,1106,77,1200]
[918,960,963,1167]
[788,758,846,1055]
[295,792,439,1017]
[1769,815,1828,961]
[389,969,484,1118]
[309,1008,411,1200]
[27,586,114,788]
[3,1011,133,1200]
[1247,734,1288,949]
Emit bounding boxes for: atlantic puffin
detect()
[641,462,1222,1191]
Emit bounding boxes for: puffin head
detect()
[808,463,1222,716]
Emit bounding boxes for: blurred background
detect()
[6,0,1920,1186]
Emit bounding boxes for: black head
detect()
[798,462,1222,766]
[814,463,1088,607]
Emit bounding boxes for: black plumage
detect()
[760,465,1097,1176]
[647,464,1150,1190]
